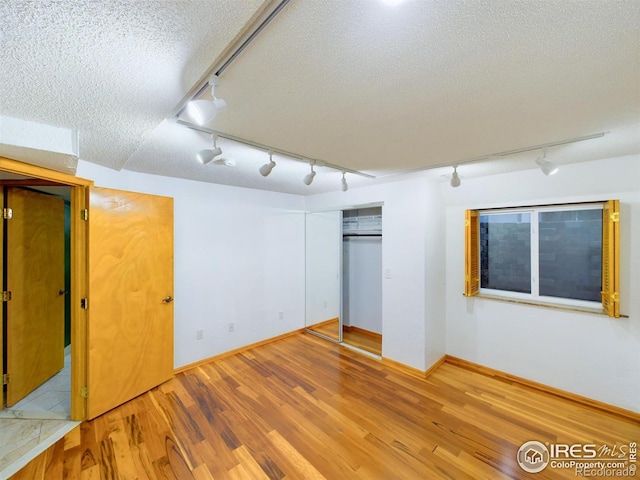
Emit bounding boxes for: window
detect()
[464,200,620,317]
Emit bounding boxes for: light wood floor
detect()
[12,332,639,479]
[308,320,382,356]
[342,326,382,356]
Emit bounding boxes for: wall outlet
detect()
[196,330,204,340]
[279,311,284,320]
[228,323,235,333]
[323,301,328,308]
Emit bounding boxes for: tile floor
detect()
[0,348,77,479]
[0,349,71,421]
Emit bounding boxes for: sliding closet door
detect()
[305,210,342,341]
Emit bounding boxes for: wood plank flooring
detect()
[342,326,382,356]
[11,332,640,479]
[307,320,382,356]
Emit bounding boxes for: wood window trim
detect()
[463,201,621,318]
[464,210,479,297]
[601,199,620,318]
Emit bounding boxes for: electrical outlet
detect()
[323,301,328,308]
[228,323,235,333]
[279,311,284,320]
[196,330,204,340]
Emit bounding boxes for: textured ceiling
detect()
[0,0,267,170]
[1,0,639,195]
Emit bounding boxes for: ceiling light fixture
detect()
[196,134,222,165]
[259,149,276,177]
[535,149,559,176]
[303,160,316,185]
[341,171,349,192]
[450,166,461,187]
[186,76,227,126]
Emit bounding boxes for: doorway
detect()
[1,185,72,420]
[304,205,383,357]
[342,207,382,356]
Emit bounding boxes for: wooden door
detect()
[87,187,174,419]
[6,188,65,406]
[1,192,3,412]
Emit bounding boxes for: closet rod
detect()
[342,233,382,237]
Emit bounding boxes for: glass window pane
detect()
[539,209,602,302]
[480,213,531,293]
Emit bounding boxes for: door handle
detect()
[59,289,69,296]
[162,295,174,303]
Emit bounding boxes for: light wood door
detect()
[87,187,174,419]
[6,188,65,406]
[0,192,3,412]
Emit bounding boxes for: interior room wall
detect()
[443,155,640,413]
[77,161,306,369]
[306,177,447,372]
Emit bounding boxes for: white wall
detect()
[443,155,640,412]
[77,161,306,368]
[78,152,639,413]
[306,177,447,371]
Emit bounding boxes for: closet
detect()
[304,205,383,356]
[342,207,382,355]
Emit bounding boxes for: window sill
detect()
[465,293,629,318]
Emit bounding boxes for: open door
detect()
[87,187,174,419]
[6,188,65,406]
[1,192,3,412]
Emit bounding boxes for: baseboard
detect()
[173,328,305,374]
[444,355,640,423]
[424,355,447,378]
[381,357,426,379]
[343,325,382,341]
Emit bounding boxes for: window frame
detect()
[464,200,620,318]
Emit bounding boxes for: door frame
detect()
[0,156,92,421]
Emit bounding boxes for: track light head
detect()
[450,166,461,187]
[303,161,316,185]
[259,150,276,177]
[535,149,558,176]
[185,76,227,125]
[197,135,222,165]
[197,147,222,165]
[341,172,349,192]
[303,170,316,185]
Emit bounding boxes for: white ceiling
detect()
[1,0,639,195]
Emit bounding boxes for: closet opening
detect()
[304,204,383,358]
[341,207,382,356]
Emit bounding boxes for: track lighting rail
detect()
[377,132,607,179]
[177,119,376,179]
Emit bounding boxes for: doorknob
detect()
[162,295,174,303]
